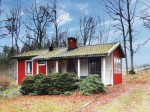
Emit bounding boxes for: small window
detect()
[26,61,32,75]
[114,57,121,74]
[38,61,46,65]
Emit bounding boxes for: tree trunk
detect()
[119,1,129,74]
[124,38,128,74]
[55,24,58,47]
[126,0,134,71]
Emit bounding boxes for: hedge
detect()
[20,73,79,95]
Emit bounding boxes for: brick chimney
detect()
[68,37,77,51]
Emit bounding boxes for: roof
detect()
[13,49,47,59]
[13,43,125,60]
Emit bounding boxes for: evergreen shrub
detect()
[77,74,106,95]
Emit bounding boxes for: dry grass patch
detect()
[95,88,150,112]
[123,71,150,84]
[0,95,92,112]
[0,75,11,91]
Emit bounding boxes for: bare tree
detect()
[24,2,52,49]
[50,0,60,48]
[5,5,21,54]
[96,16,110,44]
[20,28,34,52]
[126,0,136,72]
[100,0,138,73]
[79,16,97,45]
[140,0,150,28]
[0,0,9,38]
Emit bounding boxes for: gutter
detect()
[33,54,107,61]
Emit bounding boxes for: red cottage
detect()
[13,37,125,85]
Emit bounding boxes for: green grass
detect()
[95,89,150,112]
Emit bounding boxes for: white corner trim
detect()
[102,58,106,86]
[107,43,120,56]
[46,61,48,75]
[17,60,18,85]
[111,53,114,85]
[56,60,59,73]
[77,58,80,78]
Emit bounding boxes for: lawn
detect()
[0,95,90,112]
[95,86,150,112]
[0,71,150,112]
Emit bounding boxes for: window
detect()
[38,61,46,65]
[114,57,121,74]
[26,61,32,75]
[89,58,101,76]
[67,60,76,74]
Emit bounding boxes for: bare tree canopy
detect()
[24,2,52,49]
[50,0,60,48]
[99,0,138,73]
[140,0,150,28]
[79,15,97,45]
[96,17,110,44]
[99,0,130,73]
[5,5,22,54]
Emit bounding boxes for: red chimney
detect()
[68,37,77,50]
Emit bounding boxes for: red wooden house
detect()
[13,37,125,85]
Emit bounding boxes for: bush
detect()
[129,69,136,74]
[77,74,106,95]
[49,73,78,94]
[20,73,79,95]
[0,75,11,91]
[20,74,44,95]
[34,75,53,95]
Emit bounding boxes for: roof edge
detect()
[12,55,37,59]
[108,43,125,57]
[33,54,107,60]
[107,43,125,57]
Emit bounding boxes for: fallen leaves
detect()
[0,71,150,112]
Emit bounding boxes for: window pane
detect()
[114,57,121,74]
[89,58,101,76]
[67,60,76,74]
[26,61,32,74]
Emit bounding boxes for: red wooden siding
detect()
[113,48,122,85]
[18,60,37,85]
[38,65,46,75]
[33,60,37,75]
[18,60,25,85]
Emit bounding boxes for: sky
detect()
[0,0,150,68]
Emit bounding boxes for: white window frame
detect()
[25,60,33,76]
[114,57,121,74]
[38,61,46,66]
